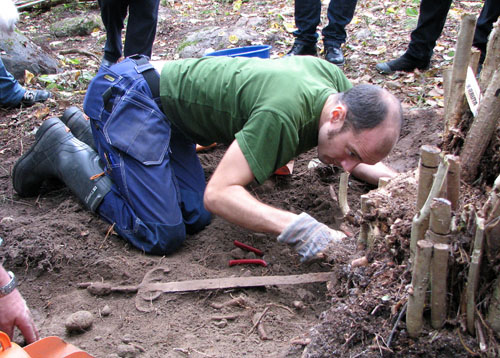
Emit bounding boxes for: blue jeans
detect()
[293,0,358,47]
[83,57,211,255]
[0,57,25,107]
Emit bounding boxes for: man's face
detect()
[317,121,393,173]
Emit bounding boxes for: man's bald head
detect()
[336,84,402,155]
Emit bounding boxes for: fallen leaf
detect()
[24,70,34,85]
[228,34,239,44]
[282,21,296,33]
[33,106,50,120]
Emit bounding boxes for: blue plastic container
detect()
[204,45,271,59]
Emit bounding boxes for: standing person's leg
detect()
[287,0,321,56]
[98,0,130,64]
[123,0,160,58]
[376,0,452,74]
[406,0,453,62]
[473,0,500,64]
[322,0,357,64]
[0,57,25,106]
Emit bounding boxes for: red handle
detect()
[229,259,268,267]
[233,240,264,256]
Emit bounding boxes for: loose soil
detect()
[0,1,493,357]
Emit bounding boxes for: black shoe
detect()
[100,58,116,68]
[375,55,430,74]
[61,106,96,150]
[20,89,51,107]
[286,42,317,56]
[325,46,344,65]
[12,117,111,212]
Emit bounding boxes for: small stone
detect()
[354,28,371,40]
[213,319,228,328]
[385,81,401,90]
[117,344,138,358]
[230,247,246,259]
[121,334,134,344]
[65,310,94,332]
[241,270,252,277]
[0,217,14,224]
[293,300,305,310]
[245,251,257,259]
[101,305,111,317]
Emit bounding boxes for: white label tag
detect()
[465,66,482,117]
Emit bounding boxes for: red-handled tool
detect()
[229,259,268,267]
[233,240,264,256]
[229,241,267,267]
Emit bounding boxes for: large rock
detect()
[50,14,102,37]
[178,16,269,58]
[0,30,59,80]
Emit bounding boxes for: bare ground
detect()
[0,1,494,357]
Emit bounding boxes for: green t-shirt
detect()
[160,56,352,184]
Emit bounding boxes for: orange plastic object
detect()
[0,331,93,358]
[274,160,294,175]
[195,143,217,152]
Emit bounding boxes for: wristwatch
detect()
[0,237,17,297]
[0,271,17,298]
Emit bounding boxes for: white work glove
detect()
[0,0,19,34]
[277,212,346,262]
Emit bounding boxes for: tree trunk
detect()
[461,69,500,183]
[479,19,500,93]
[444,15,477,138]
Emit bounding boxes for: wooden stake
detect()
[425,230,450,245]
[482,175,500,263]
[411,159,450,259]
[469,48,481,77]
[444,14,477,138]
[358,194,370,249]
[429,198,452,235]
[339,172,350,216]
[479,19,500,93]
[466,217,485,334]
[446,155,461,211]
[378,176,391,188]
[443,68,453,114]
[461,69,500,183]
[431,243,449,329]
[407,240,433,337]
[417,146,442,211]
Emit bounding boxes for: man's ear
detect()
[330,103,347,129]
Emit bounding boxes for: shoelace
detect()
[23,90,36,102]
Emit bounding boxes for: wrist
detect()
[0,271,17,298]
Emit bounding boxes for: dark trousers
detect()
[406,0,499,63]
[98,0,160,63]
[473,0,500,62]
[293,0,358,47]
